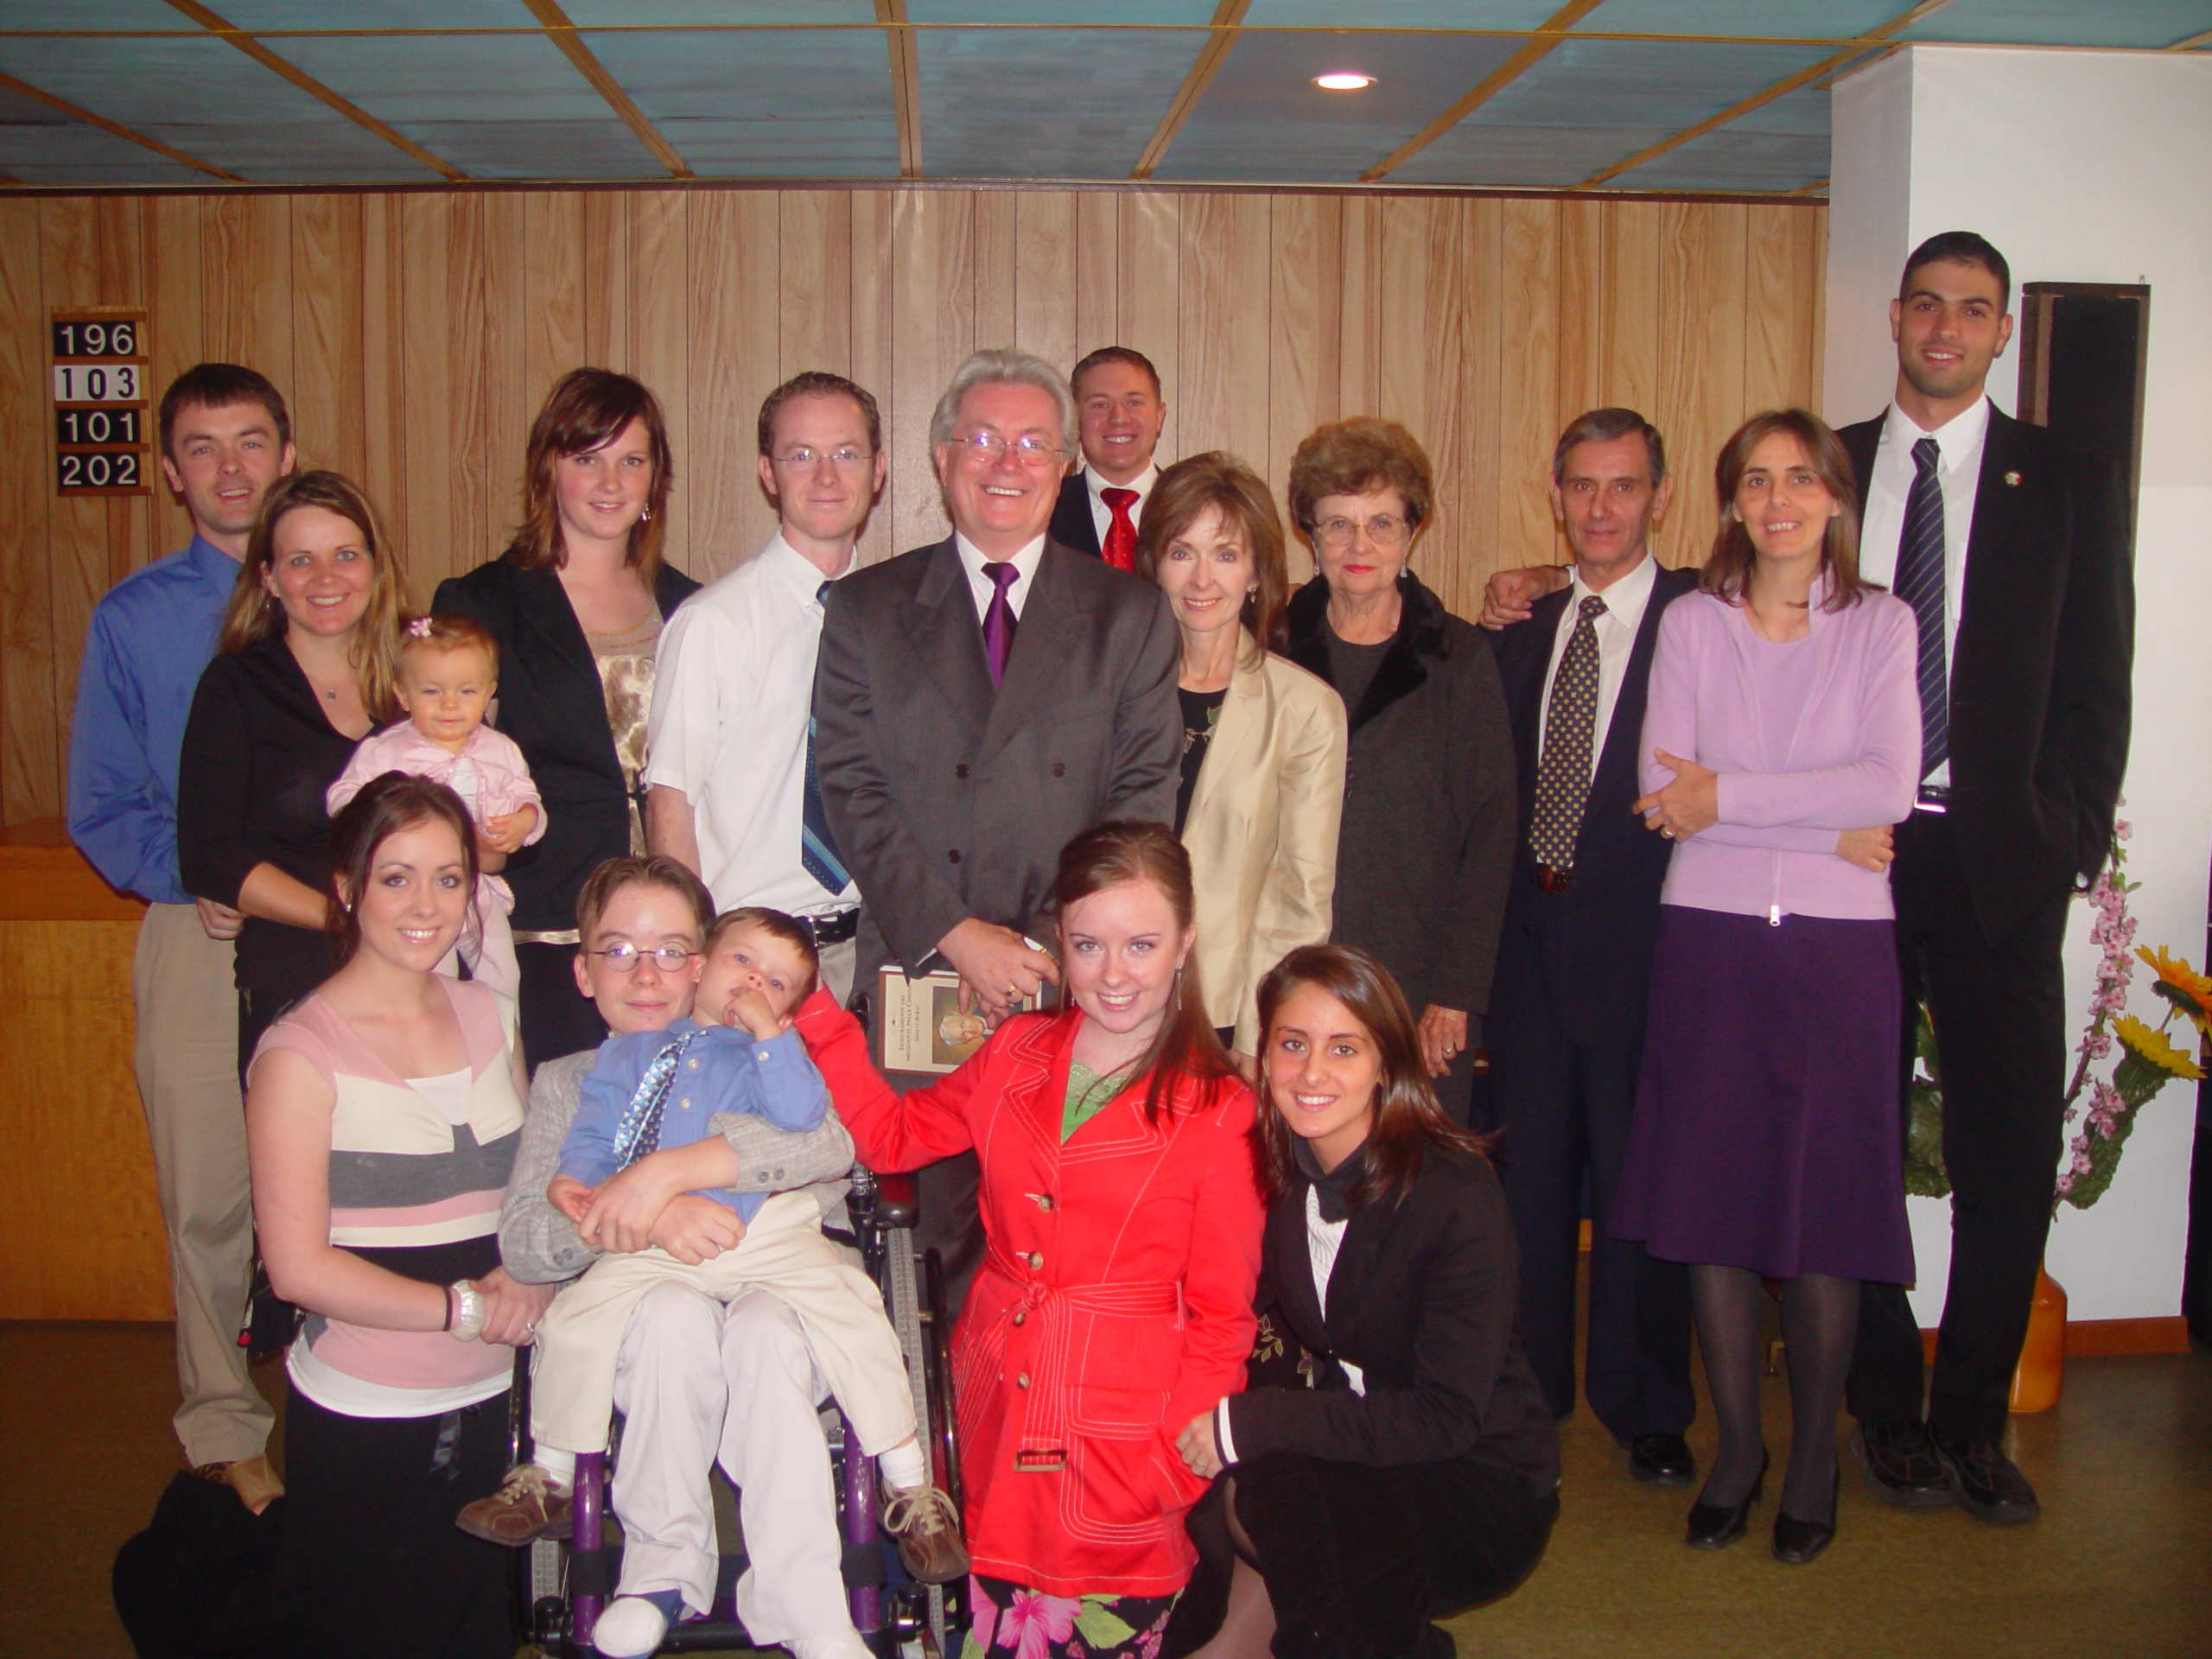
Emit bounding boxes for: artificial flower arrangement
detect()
[1906,816,2209,1210]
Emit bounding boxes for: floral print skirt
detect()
[961,1574,1177,1659]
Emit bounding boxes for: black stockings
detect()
[1688,1265,1859,1519]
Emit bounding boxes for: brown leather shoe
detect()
[194,1454,284,1516]
[455,1463,574,1546]
[881,1484,969,1585]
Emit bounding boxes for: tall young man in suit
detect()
[1486,410,1700,1489]
[67,364,296,1516]
[1047,345,1166,569]
[813,347,1181,1294]
[1840,232,2132,1523]
[646,372,887,1003]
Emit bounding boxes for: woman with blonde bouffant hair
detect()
[1135,452,1346,1056]
[434,368,698,1066]
[180,468,412,1077]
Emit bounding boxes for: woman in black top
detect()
[179,470,407,1078]
[434,369,698,1069]
[1280,421,1514,1122]
[1165,944,1558,1659]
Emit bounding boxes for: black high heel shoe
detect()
[1685,1451,1768,1549]
[1772,1464,1840,1565]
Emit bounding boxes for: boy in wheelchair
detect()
[474,858,964,1658]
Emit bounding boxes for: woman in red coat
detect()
[803,822,1265,1658]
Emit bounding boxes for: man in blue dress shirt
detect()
[67,364,295,1514]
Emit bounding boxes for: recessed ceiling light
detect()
[1313,72,1374,92]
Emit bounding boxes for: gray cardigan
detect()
[500,1049,857,1285]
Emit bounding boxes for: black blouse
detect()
[177,632,359,997]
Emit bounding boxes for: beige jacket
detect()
[1182,636,1348,1052]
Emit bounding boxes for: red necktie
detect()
[1100,486,1139,571]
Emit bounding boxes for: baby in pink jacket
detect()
[328,614,545,999]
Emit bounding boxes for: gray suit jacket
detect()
[813,536,1182,987]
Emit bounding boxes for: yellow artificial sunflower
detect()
[2114,1014,2207,1080]
[2136,946,2212,1030]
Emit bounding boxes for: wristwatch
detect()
[447,1280,487,1342]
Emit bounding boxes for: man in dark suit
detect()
[1840,232,2132,1524]
[1046,345,1166,569]
[1487,410,1700,1489]
[814,346,1181,1294]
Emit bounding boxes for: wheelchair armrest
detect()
[872,1171,919,1230]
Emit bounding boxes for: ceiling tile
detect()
[1242,2,1560,26]
[0,0,187,32]
[914,25,1196,178]
[1900,0,2212,48]
[585,25,899,176]
[1466,35,1835,132]
[211,0,541,29]
[1157,29,1525,182]
[1583,1,1901,41]
[559,2,880,22]
[270,31,608,124]
[907,2,1213,20]
[395,118,670,178]
[0,111,208,185]
[1390,124,1669,188]
[1606,126,1827,192]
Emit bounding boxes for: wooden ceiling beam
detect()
[0,66,240,181]
[875,0,922,180]
[1130,0,1251,182]
[1577,0,1960,189]
[523,0,692,180]
[1361,0,1607,184]
[164,0,467,181]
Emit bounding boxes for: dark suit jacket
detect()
[1488,562,1696,1051]
[811,537,1180,984]
[1048,472,1103,558]
[432,556,700,933]
[1224,1143,1560,1496]
[1840,406,2133,943]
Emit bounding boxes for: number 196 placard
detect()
[52,308,152,497]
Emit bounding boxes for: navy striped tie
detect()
[1892,437,1948,778]
[801,580,852,894]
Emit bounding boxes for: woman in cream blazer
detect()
[1136,454,1347,1054]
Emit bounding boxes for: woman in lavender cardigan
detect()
[1611,410,1919,1566]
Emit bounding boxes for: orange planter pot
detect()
[2007,1262,2068,1414]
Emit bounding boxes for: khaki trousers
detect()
[132,901,272,1465]
[532,1190,913,1458]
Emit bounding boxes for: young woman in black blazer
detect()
[434,370,697,1069]
[1164,944,1559,1659]
[179,470,407,1078]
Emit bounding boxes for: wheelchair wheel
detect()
[881,1226,966,1657]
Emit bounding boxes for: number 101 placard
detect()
[52,308,151,497]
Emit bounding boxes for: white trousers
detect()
[607,1281,860,1640]
[533,1191,913,1458]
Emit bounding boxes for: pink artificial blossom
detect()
[1001,1588,1081,1659]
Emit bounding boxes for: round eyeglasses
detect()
[588,944,696,975]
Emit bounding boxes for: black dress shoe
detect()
[1851,1421,1951,1510]
[1685,1452,1766,1549]
[1629,1433,1696,1486]
[1772,1466,1839,1565]
[1929,1427,2040,1523]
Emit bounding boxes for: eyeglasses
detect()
[588,944,696,975]
[951,431,1063,467]
[772,447,872,471]
[1313,513,1412,548]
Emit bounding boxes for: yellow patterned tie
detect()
[1529,594,1608,870]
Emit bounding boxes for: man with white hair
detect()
[813,347,1180,1295]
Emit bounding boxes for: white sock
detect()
[593,1594,675,1659]
[532,1446,575,1491]
[878,1440,927,1492]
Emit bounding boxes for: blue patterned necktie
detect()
[801,580,851,894]
[610,1028,702,1169]
[1529,594,1608,870]
[1893,436,1949,778]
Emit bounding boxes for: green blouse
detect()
[1061,1060,1125,1142]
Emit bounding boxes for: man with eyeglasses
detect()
[646,372,889,1005]
[814,346,1180,1300]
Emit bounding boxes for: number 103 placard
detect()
[52,307,152,497]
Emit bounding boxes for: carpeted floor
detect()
[7,1313,2208,1659]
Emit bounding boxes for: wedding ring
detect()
[1661,827,1675,839]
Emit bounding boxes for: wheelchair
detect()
[517,1166,966,1658]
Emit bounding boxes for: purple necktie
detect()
[982,562,1020,687]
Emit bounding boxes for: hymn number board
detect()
[52,309,152,496]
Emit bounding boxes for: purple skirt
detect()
[1611,905,1914,1283]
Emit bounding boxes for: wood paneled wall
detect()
[0,187,1825,825]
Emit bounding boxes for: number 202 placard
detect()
[53,307,151,497]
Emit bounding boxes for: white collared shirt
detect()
[644,531,855,916]
[1858,396,1989,787]
[1082,460,1160,550]
[1535,549,1660,781]
[954,531,1046,624]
